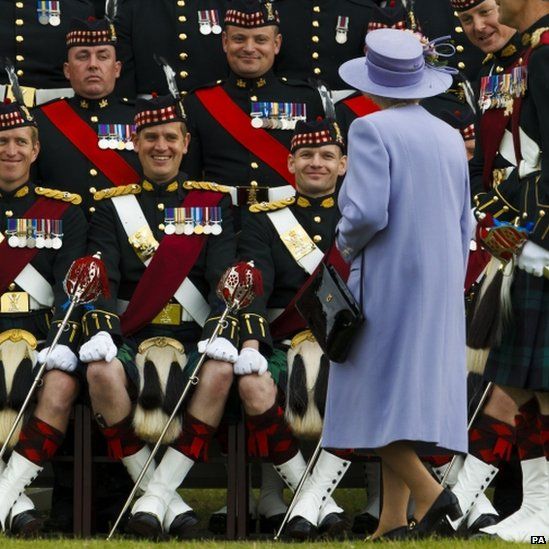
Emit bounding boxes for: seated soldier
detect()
[235,118,353,539]
[0,99,87,534]
[78,94,238,539]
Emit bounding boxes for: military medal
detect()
[164,208,176,235]
[17,219,27,248]
[184,209,194,235]
[51,220,63,249]
[193,207,204,234]
[37,1,50,25]
[26,220,37,249]
[174,208,184,234]
[44,219,53,248]
[336,16,349,44]
[49,1,61,26]
[6,219,19,248]
[479,65,527,114]
[198,10,212,35]
[211,207,222,235]
[210,10,222,34]
[203,207,212,235]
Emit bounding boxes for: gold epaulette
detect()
[34,186,82,205]
[531,27,549,49]
[249,197,295,213]
[183,180,231,194]
[93,183,141,201]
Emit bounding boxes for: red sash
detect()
[342,95,380,118]
[0,197,70,294]
[195,86,294,186]
[480,107,512,190]
[120,190,224,336]
[270,245,350,340]
[41,100,140,186]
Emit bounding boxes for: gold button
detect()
[496,66,504,73]
[159,223,165,231]
[89,207,96,214]
[313,5,320,12]
[458,61,465,69]
[250,180,258,186]
[90,115,98,123]
[16,69,23,77]
[157,203,165,211]
[312,52,319,59]
[455,26,463,33]
[312,35,319,43]
[314,216,321,223]
[178,15,187,22]
[457,45,464,53]
[89,187,97,194]
[89,168,98,176]
[16,55,24,62]
[16,19,24,26]
[250,95,258,101]
[5,210,13,217]
[177,0,185,5]
[250,162,259,169]
[313,235,322,243]
[16,1,23,7]
[314,68,321,75]
[312,20,319,28]
[179,33,187,41]
[16,35,24,43]
[8,283,16,291]
[179,52,188,61]
[180,71,188,78]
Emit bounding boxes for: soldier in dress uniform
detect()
[32,17,142,216]
[234,118,352,540]
[114,0,230,98]
[182,0,325,212]
[274,0,377,90]
[78,94,239,539]
[445,0,549,541]
[0,99,87,535]
[0,0,96,106]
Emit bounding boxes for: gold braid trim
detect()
[183,181,231,194]
[35,186,82,205]
[93,184,142,201]
[531,27,549,48]
[249,197,295,213]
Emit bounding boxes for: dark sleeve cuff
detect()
[202,313,239,347]
[46,320,81,351]
[239,312,272,350]
[82,309,122,340]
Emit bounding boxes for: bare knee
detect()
[198,360,234,399]
[38,370,79,417]
[484,385,519,424]
[238,373,276,414]
[86,359,125,392]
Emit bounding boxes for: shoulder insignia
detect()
[482,53,494,65]
[531,28,549,49]
[183,181,231,194]
[93,183,142,201]
[249,197,295,213]
[34,186,82,205]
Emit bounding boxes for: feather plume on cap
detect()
[153,54,187,120]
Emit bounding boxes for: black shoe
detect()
[372,525,410,542]
[285,516,318,540]
[169,510,199,538]
[467,513,499,535]
[318,512,347,538]
[258,513,285,534]
[411,488,463,539]
[352,511,379,535]
[125,511,164,540]
[10,510,44,538]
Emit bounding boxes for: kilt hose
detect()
[484,270,549,390]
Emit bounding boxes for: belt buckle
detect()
[128,225,159,262]
[151,303,182,325]
[237,186,269,206]
[0,292,30,313]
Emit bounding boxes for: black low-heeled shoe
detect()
[169,510,199,538]
[352,511,379,535]
[258,513,285,534]
[10,510,44,538]
[411,488,462,539]
[285,516,318,540]
[125,511,165,540]
[318,512,348,538]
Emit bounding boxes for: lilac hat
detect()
[339,29,452,99]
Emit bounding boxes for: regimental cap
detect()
[224,0,280,28]
[422,91,475,140]
[450,0,486,12]
[368,3,409,33]
[0,99,36,131]
[134,94,186,132]
[290,118,345,153]
[66,17,117,49]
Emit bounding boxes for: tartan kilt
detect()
[483,269,549,390]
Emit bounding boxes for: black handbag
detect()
[296,253,364,363]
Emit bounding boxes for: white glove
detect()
[37,345,78,373]
[233,347,268,376]
[517,241,549,277]
[79,331,117,363]
[197,337,238,364]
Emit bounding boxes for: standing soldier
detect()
[0,99,87,535]
[32,17,142,216]
[114,0,230,98]
[79,94,238,539]
[236,118,352,540]
[0,0,95,106]
[183,0,325,210]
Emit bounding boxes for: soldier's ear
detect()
[31,139,40,163]
[221,31,229,53]
[63,62,71,81]
[274,32,282,54]
[132,132,140,153]
[338,155,347,177]
[287,153,296,174]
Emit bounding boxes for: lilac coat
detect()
[322,105,470,455]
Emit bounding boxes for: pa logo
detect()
[531,536,547,544]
